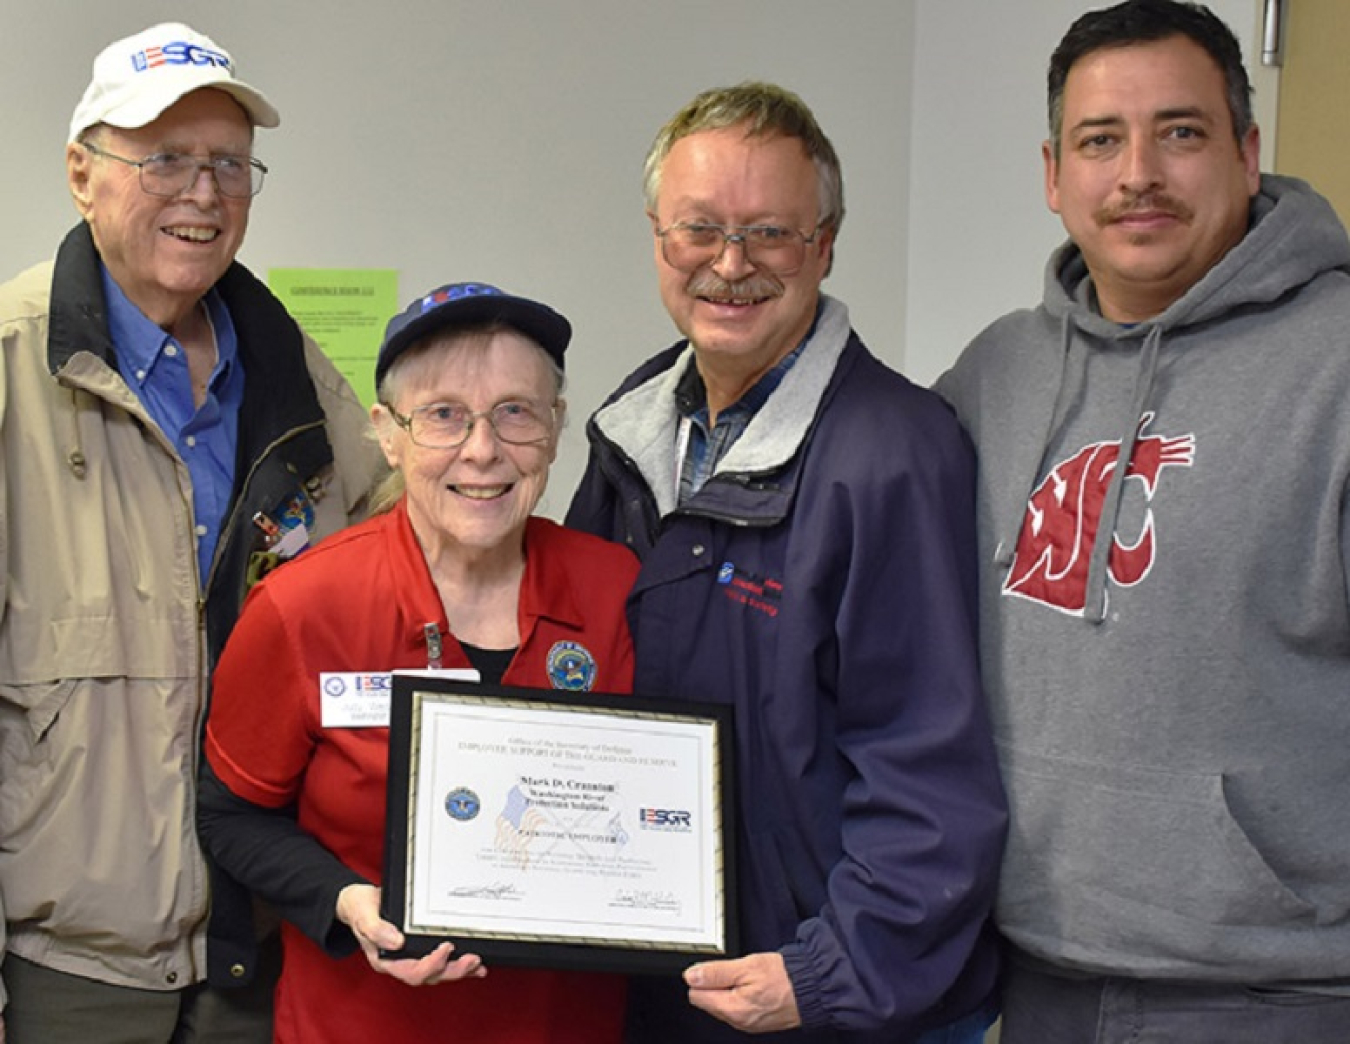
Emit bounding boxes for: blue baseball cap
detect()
[375,282,571,388]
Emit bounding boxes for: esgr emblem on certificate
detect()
[444,787,481,821]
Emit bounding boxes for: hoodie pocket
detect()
[998,744,1315,932]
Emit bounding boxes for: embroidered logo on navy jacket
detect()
[717,561,783,618]
[1004,413,1195,615]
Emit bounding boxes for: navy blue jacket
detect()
[567,298,1006,1042]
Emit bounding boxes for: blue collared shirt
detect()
[103,269,245,584]
[675,313,816,505]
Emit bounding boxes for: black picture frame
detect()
[380,673,738,975]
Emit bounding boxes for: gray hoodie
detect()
[938,174,1350,986]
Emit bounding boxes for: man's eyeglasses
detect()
[384,400,556,450]
[653,221,828,276]
[79,140,267,199]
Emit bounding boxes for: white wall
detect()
[3,1,1263,514]
[0,0,911,518]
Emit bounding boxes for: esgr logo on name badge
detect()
[639,808,692,831]
[322,673,391,697]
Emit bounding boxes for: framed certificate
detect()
[380,673,738,974]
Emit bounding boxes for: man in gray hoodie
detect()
[937,2,1350,1041]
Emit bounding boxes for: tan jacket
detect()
[0,225,384,1000]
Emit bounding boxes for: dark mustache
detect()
[1096,192,1194,224]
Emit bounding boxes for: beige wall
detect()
[1273,0,1350,226]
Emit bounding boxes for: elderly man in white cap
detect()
[0,23,383,1043]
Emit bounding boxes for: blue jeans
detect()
[1001,953,1350,1044]
[915,1003,997,1044]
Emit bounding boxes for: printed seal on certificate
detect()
[379,673,739,974]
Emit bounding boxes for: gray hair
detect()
[643,81,845,235]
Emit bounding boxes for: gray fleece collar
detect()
[594,295,851,517]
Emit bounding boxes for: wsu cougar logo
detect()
[1004,413,1195,615]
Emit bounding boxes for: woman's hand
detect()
[336,883,487,986]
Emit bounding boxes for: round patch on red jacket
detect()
[546,641,596,691]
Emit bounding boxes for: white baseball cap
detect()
[69,22,280,143]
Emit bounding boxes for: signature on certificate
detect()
[610,889,682,913]
[447,881,522,901]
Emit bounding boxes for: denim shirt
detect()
[675,320,813,505]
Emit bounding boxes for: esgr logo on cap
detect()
[132,39,232,74]
[421,283,503,314]
[68,21,280,143]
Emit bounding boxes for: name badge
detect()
[320,668,481,729]
[321,672,394,728]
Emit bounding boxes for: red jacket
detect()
[204,501,639,1044]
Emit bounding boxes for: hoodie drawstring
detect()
[1081,324,1162,623]
[995,314,1079,569]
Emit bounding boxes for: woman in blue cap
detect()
[199,283,639,1043]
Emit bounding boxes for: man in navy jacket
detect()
[567,81,1007,1044]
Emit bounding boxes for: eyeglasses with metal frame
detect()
[652,221,828,276]
[384,400,557,450]
[79,139,268,199]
